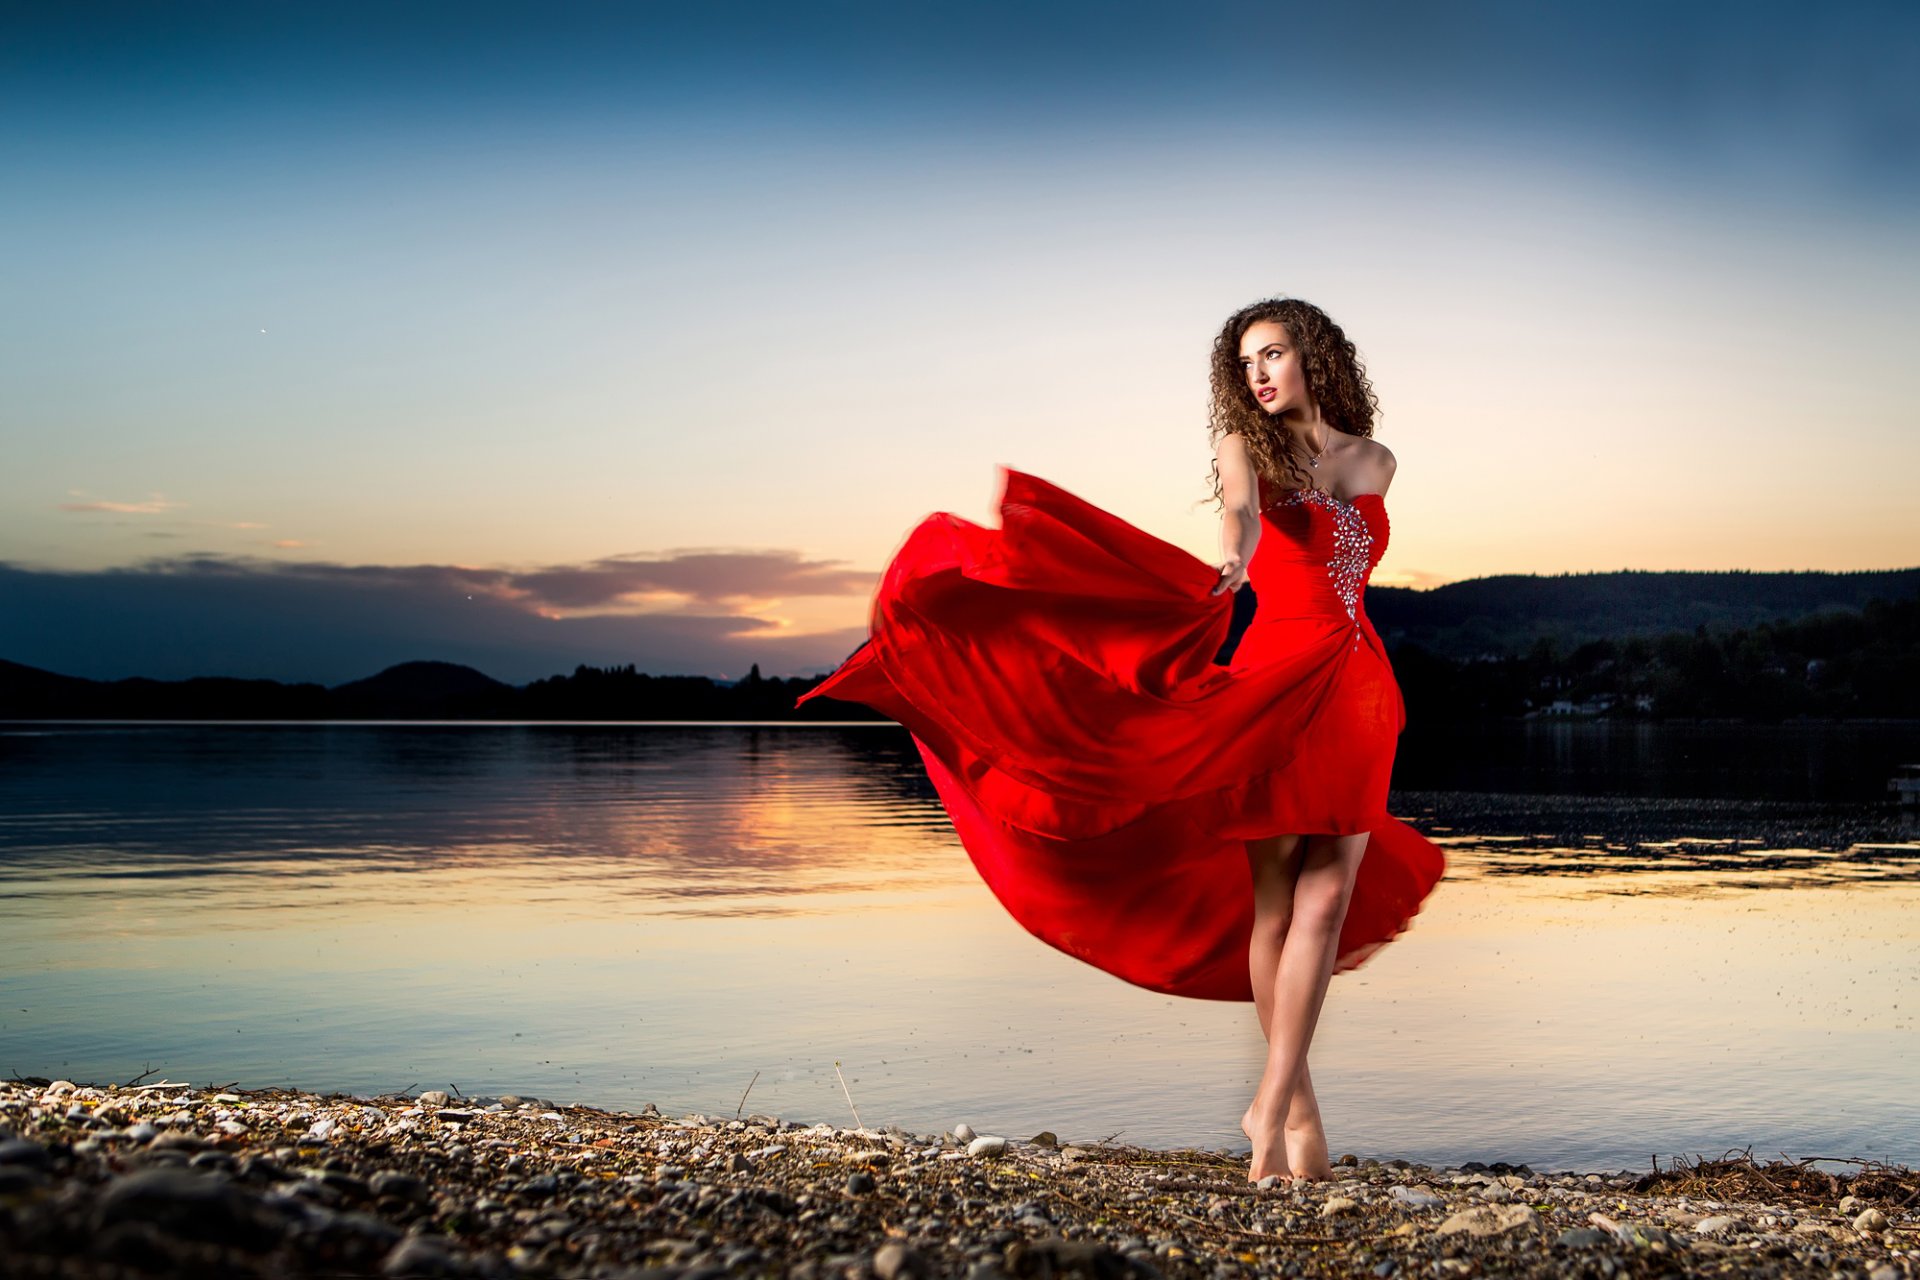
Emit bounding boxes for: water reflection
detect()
[0,721,1915,1170]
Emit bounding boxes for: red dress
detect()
[794,466,1445,1001]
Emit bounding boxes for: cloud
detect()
[271,539,309,549]
[0,547,875,685]
[1377,568,1453,591]
[498,549,875,610]
[57,491,184,515]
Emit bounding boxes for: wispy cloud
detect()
[1378,568,1453,591]
[105,547,875,615]
[501,550,875,611]
[58,490,183,515]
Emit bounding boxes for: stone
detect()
[93,1168,289,1252]
[1004,1236,1140,1279]
[371,1170,430,1202]
[381,1235,469,1276]
[0,1165,50,1195]
[0,1138,51,1169]
[967,1136,1008,1159]
[874,1241,932,1280]
[1434,1203,1541,1238]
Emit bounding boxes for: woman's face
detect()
[1238,319,1306,417]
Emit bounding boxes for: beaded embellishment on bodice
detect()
[1262,486,1375,622]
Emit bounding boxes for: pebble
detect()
[0,1138,51,1169]
[1434,1203,1542,1237]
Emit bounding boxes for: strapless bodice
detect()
[1248,477,1390,628]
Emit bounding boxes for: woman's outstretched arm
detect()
[1213,432,1259,596]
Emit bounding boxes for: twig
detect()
[124,1064,160,1087]
[448,1083,464,1098]
[737,1070,760,1119]
[833,1061,863,1131]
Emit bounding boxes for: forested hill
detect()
[1362,567,1920,659]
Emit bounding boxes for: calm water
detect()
[2,719,1917,1172]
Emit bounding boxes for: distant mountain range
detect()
[4,567,1916,720]
[1363,566,1920,658]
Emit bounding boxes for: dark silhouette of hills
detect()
[330,661,517,717]
[1362,567,1920,660]
[0,657,850,722]
[4,568,1916,722]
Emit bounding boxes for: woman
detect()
[795,297,1445,1183]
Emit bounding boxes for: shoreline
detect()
[3,1076,1916,1279]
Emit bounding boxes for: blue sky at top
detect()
[1,1,1914,682]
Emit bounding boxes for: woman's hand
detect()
[1212,556,1248,596]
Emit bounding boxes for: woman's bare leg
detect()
[1241,833,1300,1149]
[1241,834,1331,1175]
[1245,830,1368,1183]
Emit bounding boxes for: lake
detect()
[2,719,1916,1172]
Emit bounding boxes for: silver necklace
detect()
[1303,427,1329,468]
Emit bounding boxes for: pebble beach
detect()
[3,1076,1915,1279]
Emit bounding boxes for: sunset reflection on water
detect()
[1,721,1915,1170]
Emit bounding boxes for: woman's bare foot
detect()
[1244,1102,1292,1183]
[1244,1109,1333,1176]
[1283,1115,1334,1181]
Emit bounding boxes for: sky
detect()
[2,0,1915,685]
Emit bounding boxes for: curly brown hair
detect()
[1204,297,1381,510]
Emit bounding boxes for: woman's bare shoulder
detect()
[1213,432,1259,513]
[1352,437,1396,497]
[1214,430,1253,461]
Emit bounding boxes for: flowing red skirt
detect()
[797,467,1445,1001]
